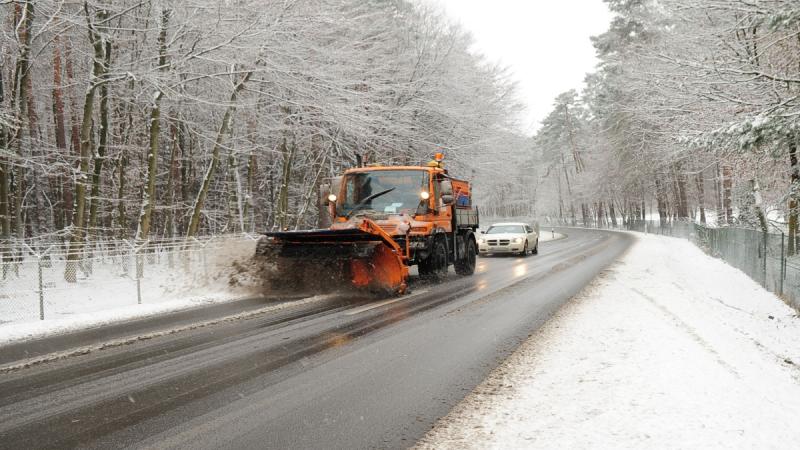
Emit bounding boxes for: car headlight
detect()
[513,237,523,244]
[478,238,485,244]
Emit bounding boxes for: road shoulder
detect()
[0,294,327,370]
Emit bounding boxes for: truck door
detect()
[433,176,453,232]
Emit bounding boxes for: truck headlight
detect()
[513,237,523,244]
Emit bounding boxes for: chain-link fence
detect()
[544,218,800,312]
[0,234,262,326]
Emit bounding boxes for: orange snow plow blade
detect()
[257,220,408,295]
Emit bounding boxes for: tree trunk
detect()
[556,172,563,221]
[788,139,799,256]
[186,72,252,238]
[136,8,170,241]
[242,150,257,232]
[225,145,242,233]
[722,164,733,225]
[52,35,69,231]
[294,142,328,230]
[655,177,668,224]
[117,150,127,237]
[751,178,769,283]
[116,78,136,238]
[560,153,575,224]
[88,40,112,237]
[276,136,296,230]
[674,163,689,219]
[64,37,79,228]
[580,202,589,226]
[695,170,707,225]
[52,36,68,152]
[65,2,107,282]
[597,201,604,226]
[11,1,34,240]
[180,121,190,209]
[0,64,9,241]
[163,121,181,238]
[609,200,617,227]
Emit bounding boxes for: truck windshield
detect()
[341,170,429,216]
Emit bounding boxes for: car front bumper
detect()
[478,243,524,254]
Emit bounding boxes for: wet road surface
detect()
[0,228,632,449]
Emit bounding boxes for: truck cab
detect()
[324,158,479,279]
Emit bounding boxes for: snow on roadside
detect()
[538,230,564,242]
[417,232,800,449]
[0,296,235,346]
[0,238,267,346]
[0,293,338,373]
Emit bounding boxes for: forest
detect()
[0,0,526,256]
[533,0,800,250]
[5,0,800,259]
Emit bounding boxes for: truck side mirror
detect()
[441,194,454,205]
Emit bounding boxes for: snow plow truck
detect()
[256,153,479,295]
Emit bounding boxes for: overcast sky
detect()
[432,0,614,135]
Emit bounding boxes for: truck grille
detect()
[378,224,397,234]
[487,239,510,246]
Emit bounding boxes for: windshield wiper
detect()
[346,187,395,219]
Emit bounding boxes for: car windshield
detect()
[340,170,429,215]
[486,225,525,234]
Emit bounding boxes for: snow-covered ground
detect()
[417,232,800,449]
[538,230,564,242]
[0,238,263,345]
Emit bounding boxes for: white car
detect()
[478,222,539,256]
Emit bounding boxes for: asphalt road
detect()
[0,228,633,449]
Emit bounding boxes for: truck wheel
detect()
[532,238,539,255]
[419,238,448,280]
[455,239,476,275]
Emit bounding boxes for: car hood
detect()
[480,233,525,241]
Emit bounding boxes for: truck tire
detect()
[419,238,448,280]
[455,238,476,275]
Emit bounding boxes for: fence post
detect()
[123,239,146,305]
[23,243,52,321]
[780,231,785,296]
[136,251,143,305]
[37,255,44,320]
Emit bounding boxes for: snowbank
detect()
[417,232,800,449]
[538,230,564,242]
[0,237,266,345]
